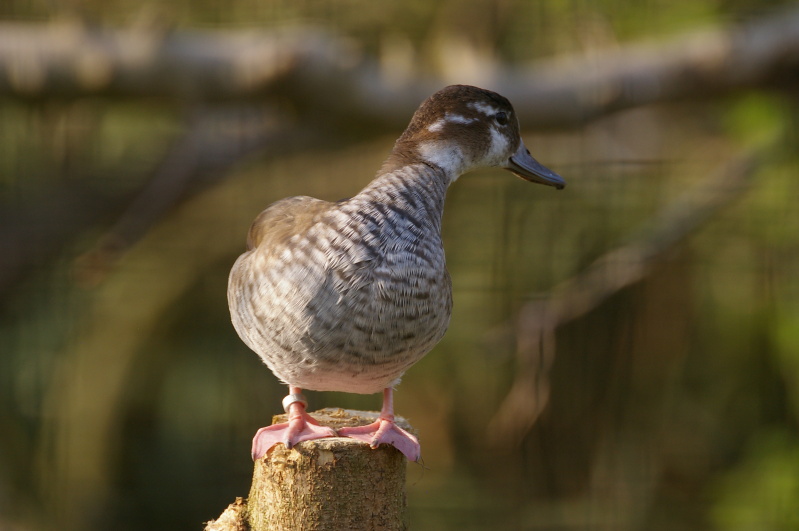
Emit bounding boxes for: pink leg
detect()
[338,388,421,461]
[251,386,337,460]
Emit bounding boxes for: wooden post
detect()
[205,408,411,531]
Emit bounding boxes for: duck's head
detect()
[393,84,564,189]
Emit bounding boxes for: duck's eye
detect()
[494,111,509,126]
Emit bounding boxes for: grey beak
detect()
[505,142,565,190]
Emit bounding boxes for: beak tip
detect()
[544,177,566,190]
[509,168,566,189]
[507,153,565,190]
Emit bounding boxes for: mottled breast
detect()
[228,169,452,394]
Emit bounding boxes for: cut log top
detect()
[205,408,413,531]
[269,407,416,433]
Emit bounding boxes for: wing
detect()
[228,195,376,356]
[245,196,331,251]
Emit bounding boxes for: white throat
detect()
[416,140,468,182]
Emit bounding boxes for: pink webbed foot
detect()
[338,387,421,461]
[251,390,337,460]
[339,417,421,461]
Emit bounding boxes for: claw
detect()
[339,418,420,461]
[251,388,337,460]
[338,387,421,461]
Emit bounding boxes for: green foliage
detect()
[711,431,799,531]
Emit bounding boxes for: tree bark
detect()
[205,408,410,531]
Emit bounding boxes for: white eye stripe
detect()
[427,119,446,132]
[446,114,476,124]
[467,101,500,116]
[427,113,477,132]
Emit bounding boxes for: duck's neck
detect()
[356,155,454,232]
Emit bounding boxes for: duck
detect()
[228,84,564,462]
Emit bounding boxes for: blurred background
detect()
[2,1,799,529]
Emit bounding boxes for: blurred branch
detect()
[1,7,799,128]
[0,182,129,290]
[488,142,766,447]
[504,7,799,128]
[0,105,321,293]
[72,105,323,287]
[0,20,426,128]
[3,7,796,290]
